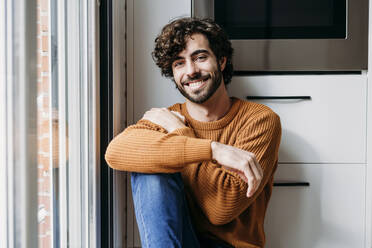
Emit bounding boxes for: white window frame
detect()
[54,0,101,247]
[0,0,101,247]
[0,0,38,247]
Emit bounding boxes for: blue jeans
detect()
[131,172,234,248]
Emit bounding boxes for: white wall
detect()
[127,0,191,125]
[126,1,191,246]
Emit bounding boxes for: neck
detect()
[186,83,232,122]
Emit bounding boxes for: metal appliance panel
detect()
[192,0,368,71]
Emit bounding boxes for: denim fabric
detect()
[131,172,200,248]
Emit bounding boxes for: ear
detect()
[219,57,227,71]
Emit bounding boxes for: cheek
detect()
[174,70,186,83]
[201,62,219,73]
[172,72,183,85]
[172,70,180,81]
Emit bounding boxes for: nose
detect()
[185,60,199,78]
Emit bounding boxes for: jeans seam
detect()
[136,180,151,248]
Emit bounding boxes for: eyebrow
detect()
[174,49,210,61]
[191,49,210,57]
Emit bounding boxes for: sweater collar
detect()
[181,97,241,130]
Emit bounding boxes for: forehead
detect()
[178,33,213,57]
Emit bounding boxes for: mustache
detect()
[182,74,210,85]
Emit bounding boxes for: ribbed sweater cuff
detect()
[183,137,212,164]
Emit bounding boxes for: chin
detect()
[186,91,214,104]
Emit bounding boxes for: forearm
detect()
[183,161,266,225]
[105,124,212,173]
[185,112,282,225]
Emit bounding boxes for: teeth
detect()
[188,81,203,88]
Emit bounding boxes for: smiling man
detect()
[172,33,223,104]
[105,18,282,248]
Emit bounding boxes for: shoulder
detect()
[167,103,183,113]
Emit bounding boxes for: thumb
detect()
[170,111,186,123]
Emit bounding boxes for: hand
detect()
[142,108,186,133]
[211,141,263,197]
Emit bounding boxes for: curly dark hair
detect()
[152,17,234,85]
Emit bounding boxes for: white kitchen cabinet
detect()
[228,75,367,164]
[264,164,366,248]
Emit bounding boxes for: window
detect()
[1,0,100,247]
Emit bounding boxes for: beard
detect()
[175,70,223,104]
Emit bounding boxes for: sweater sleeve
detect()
[104,119,212,173]
[182,111,282,225]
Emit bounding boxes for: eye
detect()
[196,55,207,61]
[173,60,184,68]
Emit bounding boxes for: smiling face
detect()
[171,33,226,104]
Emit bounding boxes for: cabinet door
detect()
[264,164,366,248]
[228,75,367,164]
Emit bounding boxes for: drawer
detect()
[229,75,367,163]
[264,164,366,248]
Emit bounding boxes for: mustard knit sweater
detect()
[105,97,282,248]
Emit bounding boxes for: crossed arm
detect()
[141,108,264,197]
[105,107,281,224]
[106,107,281,199]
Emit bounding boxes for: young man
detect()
[105,18,282,248]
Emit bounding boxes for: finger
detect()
[148,108,163,114]
[143,110,155,118]
[142,112,150,120]
[222,166,248,183]
[247,159,261,196]
[256,159,263,180]
[142,111,157,122]
[252,155,263,177]
[249,156,263,182]
[243,163,257,197]
[228,167,249,183]
[142,110,154,118]
[170,111,186,122]
[237,171,248,183]
[160,108,168,113]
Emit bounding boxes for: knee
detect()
[131,172,184,195]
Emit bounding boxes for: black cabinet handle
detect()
[273,181,310,187]
[246,96,311,100]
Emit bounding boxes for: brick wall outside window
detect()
[37,0,52,247]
